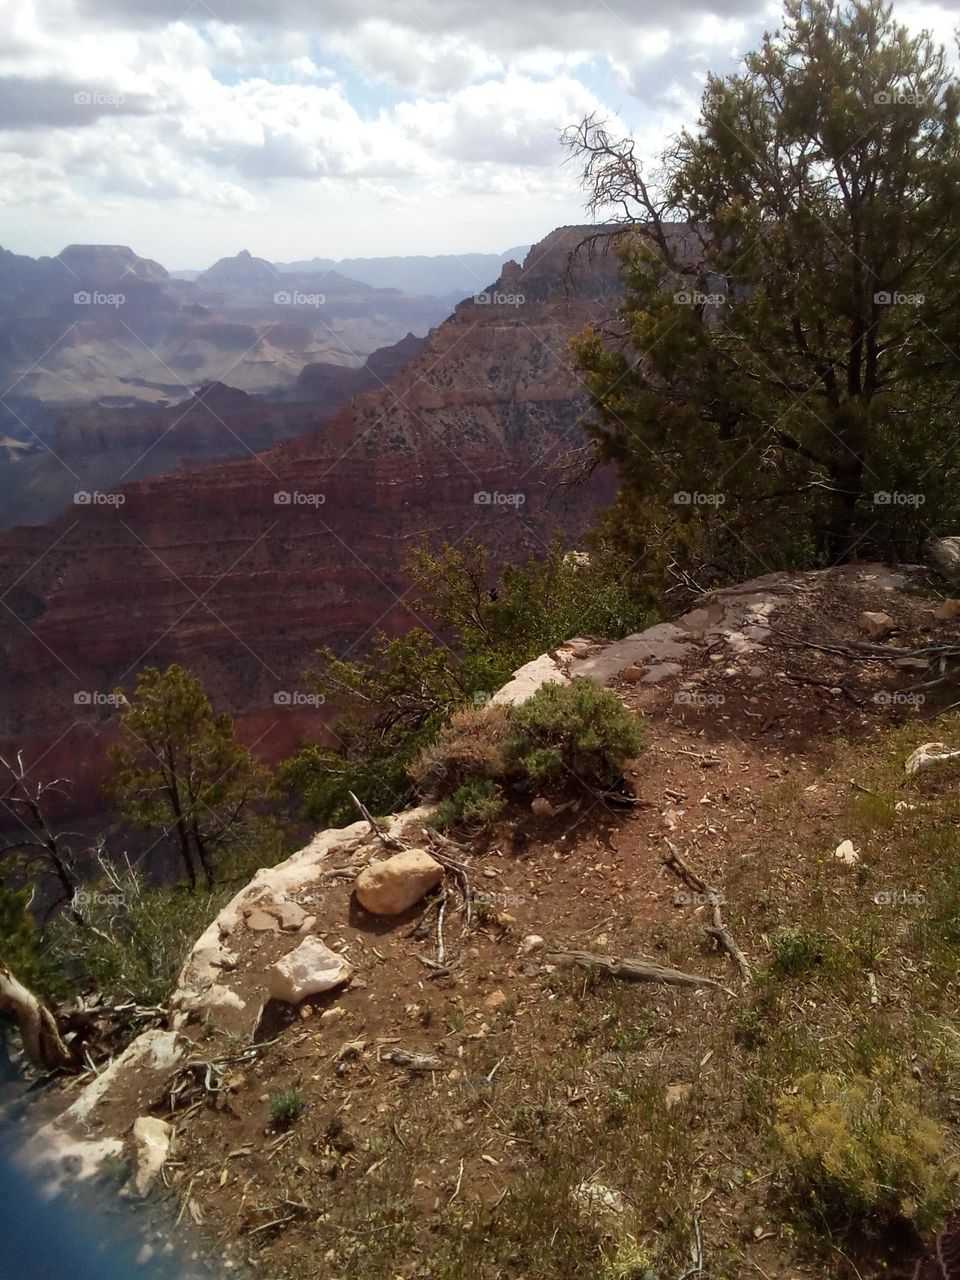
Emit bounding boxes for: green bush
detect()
[281,538,650,827]
[0,886,41,986]
[269,1087,307,1130]
[412,679,644,808]
[44,870,222,1007]
[769,926,833,979]
[504,679,645,789]
[774,1065,952,1230]
[428,780,506,834]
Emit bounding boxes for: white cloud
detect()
[1,0,950,261]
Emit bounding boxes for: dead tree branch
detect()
[0,958,73,1070]
[545,948,726,991]
[662,841,752,985]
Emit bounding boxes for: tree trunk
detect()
[192,822,214,889]
[825,445,865,563]
[0,960,73,1071]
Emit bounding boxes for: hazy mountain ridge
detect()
[0,243,454,411]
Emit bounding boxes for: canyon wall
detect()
[0,226,624,809]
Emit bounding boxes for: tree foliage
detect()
[109,664,266,889]
[566,0,960,586]
[279,539,647,826]
[0,885,41,986]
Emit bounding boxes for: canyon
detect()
[0,226,623,809]
[0,334,428,532]
[0,243,453,410]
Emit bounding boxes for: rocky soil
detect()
[14,560,960,1279]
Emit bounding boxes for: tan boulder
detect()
[934,599,960,621]
[355,849,444,916]
[858,610,894,640]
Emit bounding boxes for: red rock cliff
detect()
[0,226,624,802]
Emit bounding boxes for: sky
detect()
[0,0,956,270]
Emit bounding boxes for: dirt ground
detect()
[53,566,960,1280]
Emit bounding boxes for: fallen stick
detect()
[662,841,752,986]
[784,672,864,705]
[349,791,407,851]
[436,886,447,966]
[421,828,473,929]
[382,1047,443,1072]
[545,948,725,991]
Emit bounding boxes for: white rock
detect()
[905,742,960,775]
[834,839,859,865]
[354,849,444,916]
[130,1117,173,1197]
[490,653,570,706]
[267,938,352,1004]
[927,537,960,586]
[520,935,545,954]
[574,1181,626,1215]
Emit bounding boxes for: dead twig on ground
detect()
[436,885,448,966]
[381,1047,443,1072]
[167,1037,281,1111]
[784,672,864,704]
[662,841,752,986]
[545,948,726,991]
[421,828,473,929]
[676,1211,705,1280]
[348,792,407,851]
[779,634,960,662]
